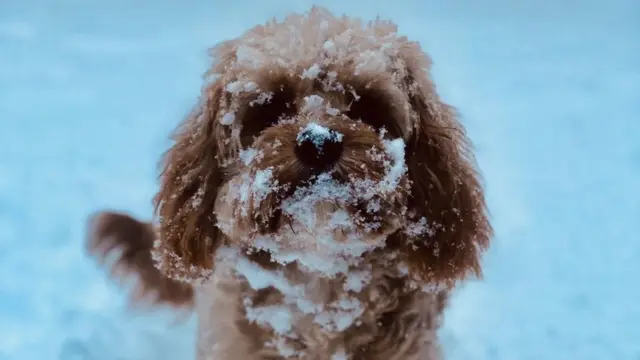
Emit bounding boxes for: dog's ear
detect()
[398,45,492,288]
[86,211,194,307]
[152,80,227,282]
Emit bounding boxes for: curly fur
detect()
[85,7,491,360]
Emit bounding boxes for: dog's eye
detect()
[346,88,400,137]
[240,84,297,145]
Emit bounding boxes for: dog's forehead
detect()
[209,8,414,86]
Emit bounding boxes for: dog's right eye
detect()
[345,88,402,138]
[240,84,297,146]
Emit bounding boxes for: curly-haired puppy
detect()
[86,7,491,360]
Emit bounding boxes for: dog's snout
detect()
[295,124,343,170]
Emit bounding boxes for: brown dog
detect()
[86,7,491,360]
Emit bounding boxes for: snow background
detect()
[1,0,638,359]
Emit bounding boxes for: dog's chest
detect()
[195,261,407,359]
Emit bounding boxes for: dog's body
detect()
[195,255,448,359]
[86,7,491,360]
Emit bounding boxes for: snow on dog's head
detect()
[152,6,492,290]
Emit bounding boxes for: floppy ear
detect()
[398,45,492,288]
[152,80,227,282]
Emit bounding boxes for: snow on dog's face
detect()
[152,7,492,287]
[215,101,410,276]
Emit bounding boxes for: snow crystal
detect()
[220,111,235,125]
[320,70,344,92]
[239,148,259,166]
[404,217,434,237]
[151,240,214,284]
[354,49,389,75]
[301,63,322,79]
[325,106,340,116]
[332,349,348,360]
[189,186,205,209]
[313,295,363,332]
[378,138,407,193]
[343,270,372,292]
[323,40,336,56]
[301,95,325,113]
[249,91,274,106]
[229,249,295,291]
[266,338,297,357]
[251,168,277,204]
[218,248,318,312]
[396,261,410,276]
[280,173,349,229]
[231,167,280,216]
[244,301,293,335]
[225,80,258,94]
[235,45,266,68]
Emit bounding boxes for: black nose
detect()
[295,124,343,170]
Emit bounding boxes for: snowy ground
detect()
[1,1,638,359]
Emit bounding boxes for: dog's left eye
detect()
[240,84,297,145]
[345,88,400,137]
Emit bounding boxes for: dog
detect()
[86,7,492,360]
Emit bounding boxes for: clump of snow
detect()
[404,216,435,238]
[332,349,348,360]
[243,299,293,335]
[296,122,344,149]
[249,91,274,106]
[266,337,297,357]
[231,167,281,216]
[301,63,322,79]
[239,148,261,166]
[319,71,344,92]
[313,295,363,332]
[301,94,325,113]
[299,94,341,117]
[319,20,330,31]
[225,79,258,94]
[189,186,205,209]
[249,169,401,276]
[235,45,267,69]
[325,106,340,116]
[220,111,236,125]
[151,240,213,285]
[343,269,372,292]
[354,49,389,75]
[220,247,368,345]
[252,168,277,203]
[379,138,407,193]
[323,40,337,56]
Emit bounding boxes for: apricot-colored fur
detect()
[86,7,491,359]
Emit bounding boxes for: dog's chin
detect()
[215,171,408,276]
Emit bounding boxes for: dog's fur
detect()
[86,7,491,360]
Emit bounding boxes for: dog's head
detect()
[153,7,491,289]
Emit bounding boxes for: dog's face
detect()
[214,79,412,276]
[152,8,491,288]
